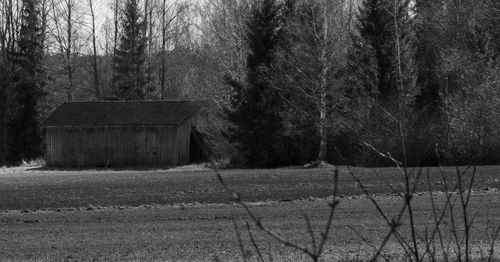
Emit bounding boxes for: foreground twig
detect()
[344,165,420,261]
[348,225,391,262]
[424,168,448,262]
[213,162,316,258]
[247,222,265,262]
[316,169,340,257]
[192,132,340,261]
[488,226,500,262]
[232,219,248,262]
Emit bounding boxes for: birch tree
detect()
[439,0,500,164]
[271,0,355,163]
[198,0,252,108]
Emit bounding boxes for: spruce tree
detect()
[414,0,442,118]
[356,0,393,102]
[7,0,44,165]
[231,0,285,167]
[113,0,149,100]
[351,0,419,165]
[355,0,416,105]
[0,58,7,165]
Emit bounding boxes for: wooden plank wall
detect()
[45,119,194,167]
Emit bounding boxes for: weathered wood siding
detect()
[45,118,195,167]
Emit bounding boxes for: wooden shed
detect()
[42,101,202,168]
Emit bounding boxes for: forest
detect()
[0,0,499,168]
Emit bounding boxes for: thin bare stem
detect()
[487,226,500,262]
[191,132,318,260]
[456,166,476,262]
[316,168,339,257]
[348,225,391,262]
[363,142,403,167]
[247,222,265,262]
[297,207,317,254]
[372,169,405,198]
[232,219,248,262]
[345,166,414,260]
[424,168,449,262]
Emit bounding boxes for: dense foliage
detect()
[1,0,500,167]
[4,0,45,165]
[229,0,289,167]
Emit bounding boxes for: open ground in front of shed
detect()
[0,166,499,261]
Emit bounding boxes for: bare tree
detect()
[1,0,20,52]
[392,0,419,259]
[100,17,115,99]
[0,2,6,50]
[48,0,86,101]
[271,0,355,163]
[87,0,100,100]
[111,0,120,97]
[143,0,154,97]
[197,0,252,107]
[40,0,51,52]
[157,0,188,99]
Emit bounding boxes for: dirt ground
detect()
[0,165,499,211]
[0,166,499,261]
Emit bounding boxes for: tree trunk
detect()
[0,88,6,164]
[160,0,167,100]
[65,0,73,101]
[6,0,15,55]
[143,0,149,40]
[317,83,327,162]
[317,3,329,162]
[89,0,100,100]
[148,1,153,98]
[1,3,7,49]
[143,0,151,98]
[40,0,49,52]
[67,69,73,101]
[112,0,119,96]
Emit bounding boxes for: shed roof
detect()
[43,101,201,127]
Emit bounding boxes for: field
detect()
[0,165,499,261]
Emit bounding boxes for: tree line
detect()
[1,0,499,167]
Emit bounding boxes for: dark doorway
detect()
[189,129,206,163]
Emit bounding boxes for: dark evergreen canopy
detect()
[113,0,149,101]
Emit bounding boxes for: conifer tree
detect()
[355,0,416,105]
[414,0,443,118]
[356,0,393,102]
[0,57,7,165]
[230,0,286,167]
[351,0,419,165]
[7,0,44,164]
[113,0,149,100]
